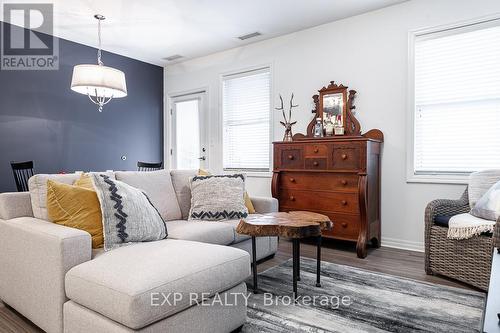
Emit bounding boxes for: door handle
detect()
[198,156,206,160]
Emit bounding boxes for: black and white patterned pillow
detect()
[91,174,167,251]
[188,174,248,221]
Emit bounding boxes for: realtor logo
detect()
[1,3,59,70]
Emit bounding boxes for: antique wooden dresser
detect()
[271,81,383,258]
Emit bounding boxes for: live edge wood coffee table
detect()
[236,211,333,297]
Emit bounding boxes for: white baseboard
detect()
[381,237,424,252]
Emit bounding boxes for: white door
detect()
[171,92,207,169]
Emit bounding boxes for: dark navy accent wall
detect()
[0,22,164,192]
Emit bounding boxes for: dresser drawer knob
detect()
[313,161,319,166]
[289,178,295,182]
[341,154,348,160]
[341,180,347,185]
[341,200,347,206]
[314,148,319,153]
[341,222,348,228]
[289,196,295,201]
[288,155,294,160]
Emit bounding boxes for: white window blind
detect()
[414,20,500,175]
[222,68,271,171]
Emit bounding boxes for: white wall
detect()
[164,0,500,251]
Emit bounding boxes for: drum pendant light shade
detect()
[71,14,127,112]
[71,64,127,98]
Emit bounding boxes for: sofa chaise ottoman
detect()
[0,169,278,333]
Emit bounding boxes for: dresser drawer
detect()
[304,144,327,157]
[279,148,304,169]
[281,172,358,192]
[330,143,362,170]
[305,158,327,170]
[322,213,360,240]
[279,190,359,213]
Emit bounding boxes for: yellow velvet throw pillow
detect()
[198,169,256,214]
[47,179,104,248]
[74,173,94,189]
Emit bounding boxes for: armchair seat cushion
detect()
[434,215,453,228]
[65,239,250,330]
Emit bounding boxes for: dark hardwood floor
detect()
[0,239,472,333]
[260,238,472,290]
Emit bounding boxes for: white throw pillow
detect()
[188,174,248,221]
[470,180,500,221]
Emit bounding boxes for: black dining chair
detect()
[10,161,35,192]
[137,161,163,172]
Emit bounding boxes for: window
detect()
[411,19,500,179]
[222,67,271,172]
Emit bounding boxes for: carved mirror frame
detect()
[318,83,348,130]
[294,81,362,139]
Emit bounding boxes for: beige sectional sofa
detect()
[0,169,278,333]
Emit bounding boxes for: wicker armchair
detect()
[425,187,497,291]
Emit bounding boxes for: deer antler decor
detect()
[276,93,298,142]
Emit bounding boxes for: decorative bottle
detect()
[313,118,323,137]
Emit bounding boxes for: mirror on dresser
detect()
[272,81,383,258]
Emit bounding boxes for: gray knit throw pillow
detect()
[92,174,167,251]
[189,174,248,221]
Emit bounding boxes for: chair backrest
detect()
[137,161,163,172]
[469,169,500,208]
[10,161,34,192]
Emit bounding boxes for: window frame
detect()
[406,15,500,184]
[219,64,273,176]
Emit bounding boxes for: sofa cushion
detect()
[223,217,259,243]
[469,169,500,208]
[170,170,198,219]
[28,172,115,221]
[28,173,81,220]
[115,170,182,221]
[166,220,235,245]
[232,236,278,261]
[65,239,250,330]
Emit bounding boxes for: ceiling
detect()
[1,0,406,66]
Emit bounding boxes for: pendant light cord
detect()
[97,16,103,66]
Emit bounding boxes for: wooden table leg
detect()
[251,236,258,293]
[316,235,322,287]
[292,238,299,300]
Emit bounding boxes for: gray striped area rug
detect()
[242,258,484,333]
